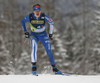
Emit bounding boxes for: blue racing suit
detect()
[21,12,55,65]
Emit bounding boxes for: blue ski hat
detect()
[33,4,41,11]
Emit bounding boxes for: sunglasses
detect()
[34,9,41,12]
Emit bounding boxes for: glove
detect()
[49,34,53,40]
[24,32,30,38]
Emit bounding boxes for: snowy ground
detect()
[0,74,100,83]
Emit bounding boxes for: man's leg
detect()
[30,36,39,75]
[39,35,55,65]
[39,34,62,74]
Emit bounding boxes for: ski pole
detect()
[13,38,28,57]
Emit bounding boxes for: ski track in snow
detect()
[0,74,100,83]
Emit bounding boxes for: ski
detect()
[55,73,78,76]
[63,73,79,76]
[55,73,70,76]
[61,73,71,76]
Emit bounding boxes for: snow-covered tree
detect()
[90,3,100,74]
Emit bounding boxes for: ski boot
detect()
[32,62,38,76]
[52,64,62,74]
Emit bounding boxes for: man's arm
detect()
[21,14,30,32]
[45,14,54,34]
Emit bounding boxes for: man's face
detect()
[34,9,41,17]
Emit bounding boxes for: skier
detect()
[21,4,62,75]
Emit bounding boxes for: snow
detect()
[0,74,100,83]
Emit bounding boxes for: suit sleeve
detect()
[21,14,30,32]
[45,14,54,34]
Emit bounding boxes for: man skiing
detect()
[21,4,62,75]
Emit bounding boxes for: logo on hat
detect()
[34,5,39,8]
